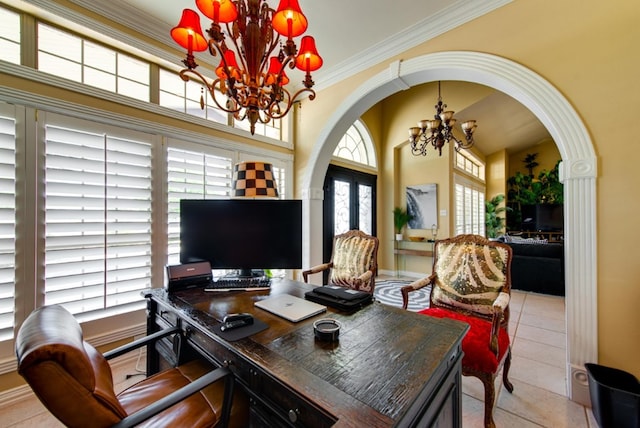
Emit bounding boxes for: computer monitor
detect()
[179,199,302,278]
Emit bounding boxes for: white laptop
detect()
[254,294,326,322]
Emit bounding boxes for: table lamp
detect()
[232,161,279,198]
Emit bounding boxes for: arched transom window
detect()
[332,120,377,168]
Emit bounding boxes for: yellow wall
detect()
[487,149,508,202]
[294,0,640,377]
[509,139,561,178]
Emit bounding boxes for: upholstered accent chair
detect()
[16,305,249,428]
[302,229,379,293]
[401,234,514,428]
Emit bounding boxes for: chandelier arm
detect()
[269,87,316,120]
[179,68,243,114]
[264,85,293,119]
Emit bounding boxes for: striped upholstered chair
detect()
[401,234,514,428]
[302,229,379,293]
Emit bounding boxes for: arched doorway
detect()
[301,51,597,404]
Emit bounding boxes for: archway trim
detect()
[302,51,597,403]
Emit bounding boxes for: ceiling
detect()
[111,0,551,155]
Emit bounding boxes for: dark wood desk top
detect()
[146,279,468,427]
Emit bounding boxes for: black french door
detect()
[322,164,377,282]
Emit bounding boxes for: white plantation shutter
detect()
[0,109,15,341]
[454,175,485,236]
[166,146,233,265]
[44,122,152,321]
[271,164,286,198]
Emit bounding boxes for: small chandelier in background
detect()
[408,81,477,156]
[171,0,323,135]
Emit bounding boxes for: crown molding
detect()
[312,0,512,90]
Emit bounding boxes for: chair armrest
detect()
[302,262,332,283]
[493,292,510,313]
[357,270,373,283]
[112,366,233,428]
[103,326,180,360]
[400,274,435,309]
[489,292,510,356]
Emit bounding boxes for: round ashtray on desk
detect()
[313,318,341,342]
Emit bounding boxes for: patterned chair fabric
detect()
[431,240,510,317]
[302,230,379,293]
[400,234,514,428]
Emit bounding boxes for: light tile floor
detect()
[461,290,598,427]
[2,290,599,427]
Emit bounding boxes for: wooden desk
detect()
[144,279,467,427]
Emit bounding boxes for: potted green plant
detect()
[393,207,412,241]
[485,194,511,238]
[506,160,563,231]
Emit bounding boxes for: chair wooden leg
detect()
[480,375,497,428]
[502,347,514,393]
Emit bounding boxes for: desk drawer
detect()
[157,307,179,327]
[253,374,336,428]
[183,322,255,386]
[183,322,335,428]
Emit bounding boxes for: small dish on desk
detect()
[408,236,425,242]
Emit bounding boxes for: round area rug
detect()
[374,279,430,312]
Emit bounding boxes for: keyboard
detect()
[204,277,271,292]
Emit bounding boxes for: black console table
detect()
[144,279,468,427]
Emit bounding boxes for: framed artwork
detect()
[407,184,437,229]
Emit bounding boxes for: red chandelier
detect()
[171,0,323,135]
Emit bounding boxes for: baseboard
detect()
[0,383,34,409]
[570,363,592,407]
[378,269,425,279]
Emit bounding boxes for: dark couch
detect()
[505,242,564,296]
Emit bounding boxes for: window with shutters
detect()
[44,117,153,322]
[454,176,486,237]
[166,145,234,266]
[166,147,290,268]
[454,150,486,236]
[0,104,16,341]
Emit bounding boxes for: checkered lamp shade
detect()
[232,161,279,198]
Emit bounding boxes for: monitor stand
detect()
[234,268,265,279]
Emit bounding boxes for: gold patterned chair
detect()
[16,304,249,428]
[401,234,514,428]
[302,229,379,293]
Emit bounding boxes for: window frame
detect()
[37,22,151,103]
[332,120,377,169]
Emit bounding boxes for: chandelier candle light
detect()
[408,81,477,156]
[171,0,323,135]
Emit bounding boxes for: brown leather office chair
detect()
[302,229,379,293]
[16,304,249,428]
[401,234,514,428]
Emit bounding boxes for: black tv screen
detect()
[180,199,302,277]
[521,204,563,232]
